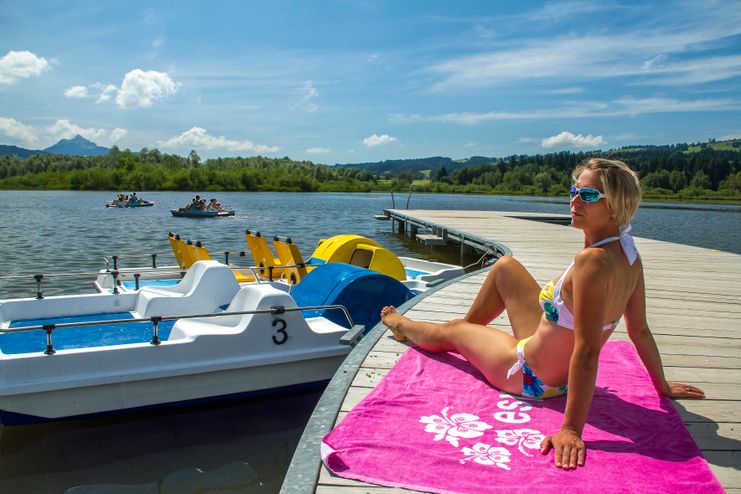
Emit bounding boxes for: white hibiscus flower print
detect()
[420,406,493,447]
[460,442,512,470]
[495,429,544,456]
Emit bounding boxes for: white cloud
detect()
[297,80,319,112]
[427,11,741,90]
[0,117,38,146]
[158,127,280,153]
[363,134,398,147]
[306,147,330,154]
[115,69,179,108]
[0,117,125,147]
[541,131,605,149]
[47,119,127,145]
[64,85,89,98]
[0,50,49,84]
[390,95,741,125]
[301,80,319,100]
[96,83,118,103]
[547,87,584,95]
[110,128,128,142]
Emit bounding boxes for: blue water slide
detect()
[290,263,414,332]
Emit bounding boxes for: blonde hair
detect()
[572,158,641,226]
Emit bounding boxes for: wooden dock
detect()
[282,210,741,493]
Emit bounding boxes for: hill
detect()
[0,144,44,158]
[43,135,109,156]
[0,135,109,158]
[335,156,498,177]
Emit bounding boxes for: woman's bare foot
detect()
[380,306,407,341]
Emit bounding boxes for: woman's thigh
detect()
[445,320,522,396]
[495,257,544,339]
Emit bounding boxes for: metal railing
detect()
[1,304,355,355]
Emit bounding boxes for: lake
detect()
[0,190,739,493]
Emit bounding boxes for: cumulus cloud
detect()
[541,131,605,149]
[0,117,125,147]
[0,117,38,146]
[363,134,398,147]
[116,69,179,108]
[158,127,280,154]
[306,147,330,154]
[48,119,127,145]
[64,85,89,98]
[0,50,49,84]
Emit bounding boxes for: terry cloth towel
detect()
[321,341,723,494]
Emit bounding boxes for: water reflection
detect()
[0,388,322,494]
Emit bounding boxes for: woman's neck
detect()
[583,225,621,248]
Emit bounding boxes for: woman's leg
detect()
[464,256,543,340]
[381,307,522,395]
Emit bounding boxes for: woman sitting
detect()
[380,158,704,470]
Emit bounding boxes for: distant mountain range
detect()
[335,155,499,176]
[0,135,110,158]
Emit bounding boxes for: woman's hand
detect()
[664,381,705,399]
[540,428,585,469]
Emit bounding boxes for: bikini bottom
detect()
[506,336,568,399]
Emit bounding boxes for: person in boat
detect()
[380,158,705,470]
[188,195,204,210]
[207,198,224,211]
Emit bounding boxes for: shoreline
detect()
[1,188,739,206]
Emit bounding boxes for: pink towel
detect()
[322,341,723,493]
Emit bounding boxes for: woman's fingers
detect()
[542,430,586,469]
[540,435,553,454]
[668,381,705,399]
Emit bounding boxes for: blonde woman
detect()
[381,158,705,470]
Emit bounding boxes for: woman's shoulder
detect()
[573,246,612,270]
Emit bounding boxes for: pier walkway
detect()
[283,210,741,493]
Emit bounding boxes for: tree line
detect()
[0,142,739,201]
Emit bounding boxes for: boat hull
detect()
[0,352,345,424]
[170,209,235,218]
[106,201,154,208]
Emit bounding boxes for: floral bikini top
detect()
[538,224,639,331]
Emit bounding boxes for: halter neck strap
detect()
[588,223,639,265]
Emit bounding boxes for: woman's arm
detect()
[624,265,705,399]
[541,249,610,469]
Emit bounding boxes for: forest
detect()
[0,141,739,201]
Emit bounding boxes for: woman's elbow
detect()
[572,345,601,369]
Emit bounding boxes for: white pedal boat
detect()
[0,261,413,425]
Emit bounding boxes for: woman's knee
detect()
[487,256,523,283]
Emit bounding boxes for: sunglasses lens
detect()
[580,188,601,202]
[569,186,578,198]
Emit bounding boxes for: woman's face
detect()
[570,169,613,230]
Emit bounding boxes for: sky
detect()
[1,1,740,164]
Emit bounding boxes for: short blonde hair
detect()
[573,158,641,226]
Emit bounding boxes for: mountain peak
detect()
[43,135,109,157]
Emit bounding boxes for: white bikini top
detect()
[539,224,639,331]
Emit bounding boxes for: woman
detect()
[380,158,705,470]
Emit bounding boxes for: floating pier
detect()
[283,210,741,493]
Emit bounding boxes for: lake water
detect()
[0,190,739,493]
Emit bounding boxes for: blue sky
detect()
[1,1,740,164]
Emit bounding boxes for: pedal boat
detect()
[0,261,412,425]
[170,207,235,218]
[106,198,154,208]
[94,233,465,294]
